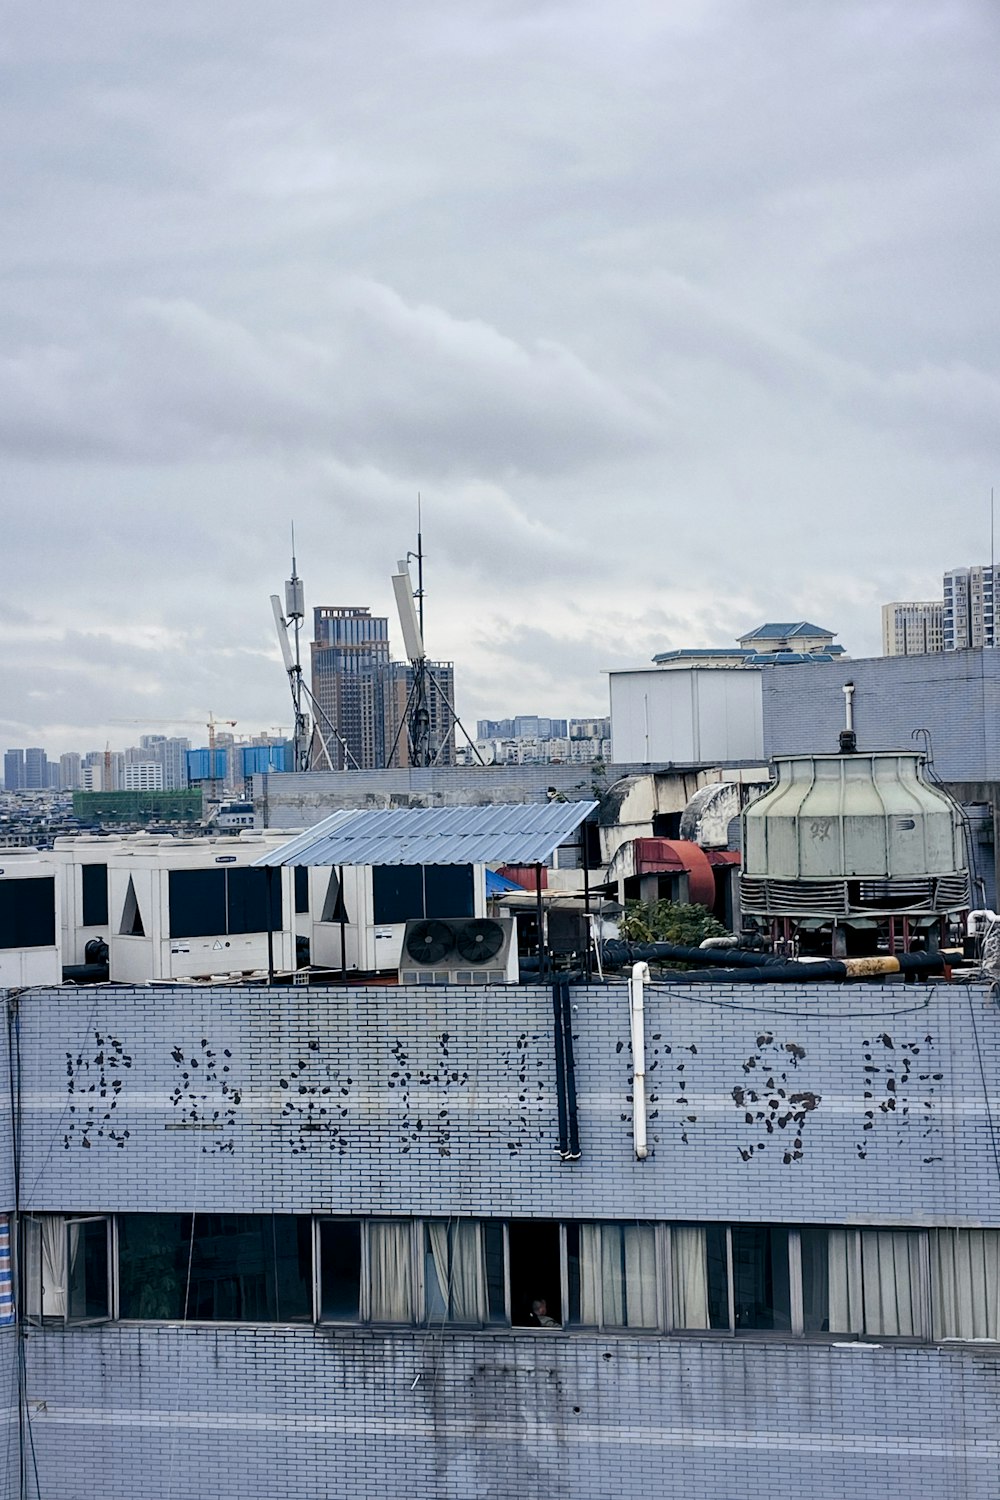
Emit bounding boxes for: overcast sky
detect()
[2,0,997,755]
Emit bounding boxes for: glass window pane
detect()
[369,1222,414,1322]
[119,1214,311,1323]
[320,1221,361,1321]
[705,1225,730,1330]
[67,1220,109,1320]
[800,1227,831,1332]
[484,1223,506,1324]
[294,866,310,915]
[732,1226,791,1331]
[119,1214,188,1319]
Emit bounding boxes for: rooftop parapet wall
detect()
[9,981,1000,1226]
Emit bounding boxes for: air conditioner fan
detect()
[405,920,455,964]
[455,918,505,963]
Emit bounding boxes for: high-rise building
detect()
[23,747,48,790]
[881,602,945,656]
[123,762,165,791]
[3,750,23,791]
[59,753,82,790]
[311,607,391,769]
[943,566,996,650]
[383,661,457,768]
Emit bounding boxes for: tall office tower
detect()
[383,660,457,768]
[310,607,391,770]
[944,566,996,650]
[59,753,82,791]
[23,747,48,790]
[3,750,24,791]
[881,602,945,656]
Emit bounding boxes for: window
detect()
[117,1214,311,1322]
[567,1222,658,1328]
[670,1224,791,1332]
[23,1215,111,1324]
[81,864,109,926]
[168,868,282,939]
[22,1215,997,1343]
[319,1220,362,1321]
[800,1227,929,1338]
[509,1221,562,1327]
[0,878,55,949]
[424,1221,506,1324]
[371,865,474,924]
[294,865,310,915]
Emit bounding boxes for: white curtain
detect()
[828,1229,926,1336]
[861,1231,926,1336]
[623,1225,658,1327]
[426,1222,485,1322]
[670,1226,710,1330]
[369,1222,414,1322]
[577,1225,605,1325]
[41,1218,69,1319]
[827,1229,863,1334]
[577,1225,657,1327]
[931,1229,1000,1340]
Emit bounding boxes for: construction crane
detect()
[108,715,239,800]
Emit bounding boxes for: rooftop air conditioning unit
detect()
[399,916,518,985]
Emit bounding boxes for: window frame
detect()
[22,1213,113,1327]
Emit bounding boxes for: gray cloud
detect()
[1,0,996,754]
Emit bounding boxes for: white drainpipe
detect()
[629,960,651,1160]
[842,681,855,732]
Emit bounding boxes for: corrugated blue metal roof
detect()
[253,801,599,868]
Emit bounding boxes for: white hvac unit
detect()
[0,848,61,986]
[399,916,518,985]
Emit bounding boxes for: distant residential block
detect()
[881,601,944,656]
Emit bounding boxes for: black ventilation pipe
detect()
[642,952,946,984]
[602,941,777,970]
[551,978,581,1160]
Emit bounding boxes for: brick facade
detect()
[3,977,1000,1498]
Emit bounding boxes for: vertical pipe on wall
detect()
[629,961,650,1160]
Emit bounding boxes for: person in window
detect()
[529,1298,558,1327]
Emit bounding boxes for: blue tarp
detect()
[486,869,527,896]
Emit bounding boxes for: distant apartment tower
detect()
[383,661,457,768]
[3,750,23,791]
[23,748,48,790]
[944,566,996,650]
[881,601,944,656]
[122,761,165,791]
[311,607,391,770]
[59,752,82,791]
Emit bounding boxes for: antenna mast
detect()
[388,504,484,769]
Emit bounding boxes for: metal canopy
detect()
[252,800,598,868]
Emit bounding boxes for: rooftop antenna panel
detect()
[392,563,426,663]
[270,595,295,674]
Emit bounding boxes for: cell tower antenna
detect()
[388,505,484,769]
[269,528,362,772]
